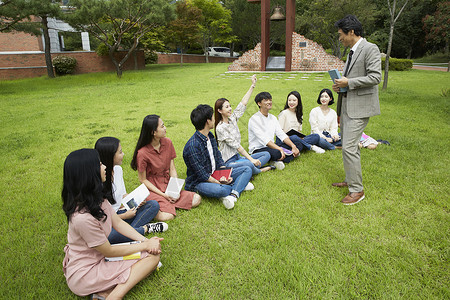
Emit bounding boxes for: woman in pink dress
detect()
[62,149,163,299]
[131,115,201,221]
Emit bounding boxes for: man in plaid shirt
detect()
[183,104,252,210]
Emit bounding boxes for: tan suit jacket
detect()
[340,38,381,193]
[343,38,381,118]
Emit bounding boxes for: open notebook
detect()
[121,184,150,210]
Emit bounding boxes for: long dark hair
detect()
[284,91,303,124]
[131,114,160,170]
[214,98,228,138]
[95,137,120,205]
[62,149,106,222]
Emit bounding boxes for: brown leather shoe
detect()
[332,182,348,187]
[341,191,365,205]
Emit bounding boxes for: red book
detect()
[211,168,233,181]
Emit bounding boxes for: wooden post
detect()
[261,0,270,71]
[285,0,295,71]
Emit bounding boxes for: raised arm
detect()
[240,74,257,106]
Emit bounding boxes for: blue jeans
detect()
[322,131,341,147]
[254,147,294,163]
[195,165,252,199]
[276,134,322,151]
[108,200,160,244]
[225,152,271,175]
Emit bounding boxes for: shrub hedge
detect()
[381,57,413,71]
[145,50,158,64]
[52,55,77,75]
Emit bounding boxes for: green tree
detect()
[297,0,377,58]
[189,0,236,62]
[0,0,32,32]
[1,0,61,78]
[368,0,438,59]
[120,25,167,68]
[64,0,174,77]
[222,0,260,51]
[166,0,202,66]
[423,1,449,54]
[383,0,410,90]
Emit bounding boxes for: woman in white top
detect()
[277,91,330,153]
[214,75,272,174]
[309,88,341,148]
[95,137,168,245]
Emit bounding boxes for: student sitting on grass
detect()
[359,132,378,149]
[95,137,167,245]
[183,104,252,210]
[214,74,272,177]
[130,115,201,222]
[278,91,332,153]
[309,88,341,148]
[248,92,300,170]
[62,148,163,300]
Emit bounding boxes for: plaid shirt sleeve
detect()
[184,133,212,184]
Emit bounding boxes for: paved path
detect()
[412,64,448,71]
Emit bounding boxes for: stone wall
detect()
[291,32,344,71]
[0,50,145,80]
[228,43,261,71]
[228,33,344,72]
[157,53,237,64]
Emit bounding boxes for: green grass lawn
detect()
[0,64,449,299]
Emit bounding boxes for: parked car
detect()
[206,47,239,57]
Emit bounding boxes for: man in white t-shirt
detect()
[248,92,299,170]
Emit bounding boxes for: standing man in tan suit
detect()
[332,15,381,205]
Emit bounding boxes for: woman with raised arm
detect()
[214,75,272,178]
[62,148,163,299]
[131,115,201,222]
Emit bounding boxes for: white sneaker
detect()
[271,161,285,170]
[220,195,235,209]
[244,182,254,191]
[311,145,325,154]
[146,222,168,233]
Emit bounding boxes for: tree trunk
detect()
[133,49,138,70]
[407,37,414,59]
[384,0,409,89]
[203,38,209,63]
[41,16,55,78]
[109,46,122,78]
[180,43,184,66]
[383,23,395,90]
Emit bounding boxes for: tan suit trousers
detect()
[341,108,369,193]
